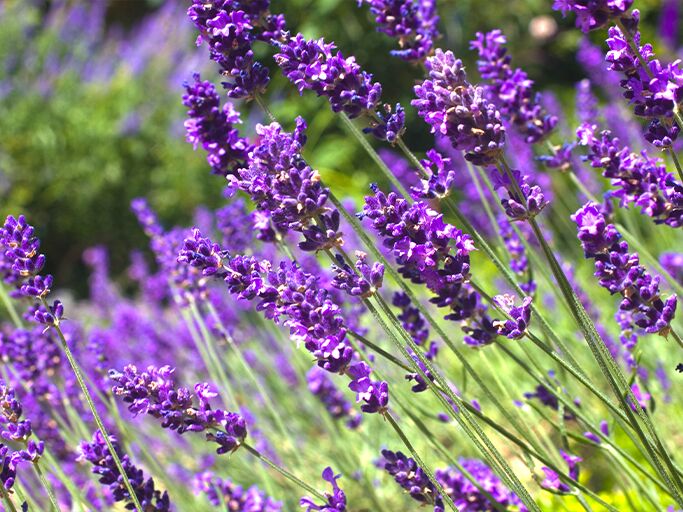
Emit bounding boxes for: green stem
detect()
[242,443,325,502]
[497,157,683,505]
[340,113,412,199]
[0,486,18,512]
[40,299,144,512]
[0,281,22,328]
[32,460,60,511]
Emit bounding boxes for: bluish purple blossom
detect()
[194,471,281,510]
[357,0,440,62]
[381,449,444,510]
[492,294,533,339]
[275,34,382,118]
[109,364,247,454]
[300,467,347,511]
[79,431,171,511]
[307,367,362,429]
[577,126,683,228]
[413,49,506,166]
[182,74,251,177]
[435,459,527,512]
[553,0,633,32]
[331,251,384,298]
[572,202,677,336]
[471,30,557,144]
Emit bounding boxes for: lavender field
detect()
[0,0,682,510]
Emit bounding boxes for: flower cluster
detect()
[0,215,63,325]
[358,0,440,62]
[178,230,390,414]
[605,11,683,148]
[307,367,362,429]
[411,149,457,200]
[0,383,44,461]
[300,467,347,511]
[577,127,683,228]
[182,74,251,177]
[109,364,247,454]
[194,471,281,511]
[490,167,548,221]
[362,187,500,346]
[413,49,506,165]
[187,0,285,98]
[381,449,444,510]
[572,202,677,336]
[79,431,171,511]
[275,34,382,119]
[435,459,527,511]
[471,30,557,144]
[553,0,633,32]
[228,118,342,252]
[492,294,533,340]
[331,251,384,298]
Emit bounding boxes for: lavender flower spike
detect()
[552,0,633,32]
[275,34,382,118]
[381,449,444,509]
[358,0,440,62]
[471,30,557,144]
[572,202,677,337]
[492,294,533,339]
[194,471,282,511]
[79,431,171,511]
[413,49,506,166]
[182,74,251,177]
[300,467,347,511]
[109,365,247,454]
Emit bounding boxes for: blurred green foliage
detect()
[0,0,674,294]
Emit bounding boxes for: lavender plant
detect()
[1,0,683,510]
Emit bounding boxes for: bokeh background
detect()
[0,0,673,294]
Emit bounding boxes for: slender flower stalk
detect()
[0,215,145,511]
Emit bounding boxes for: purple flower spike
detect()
[471,30,557,144]
[229,117,343,252]
[552,0,633,32]
[381,449,444,509]
[364,103,406,143]
[363,187,498,346]
[79,432,171,511]
[183,74,252,177]
[347,362,389,414]
[413,49,506,165]
[331,251,384,298]
[275,34,382,118]
[492,294,533,339]
[187,1,281,98]
[411,149,457,200]
[490,168,548,221]
[300,467,347,511]
[109,365,247,454]
[435,459,527,511]
[573,202,677,358]
[195,471,282,511]
[307,367,362,429]
[358,0,440,62]
[0,215,55,299]
[605,12,683,148]
[577,126,683,228]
